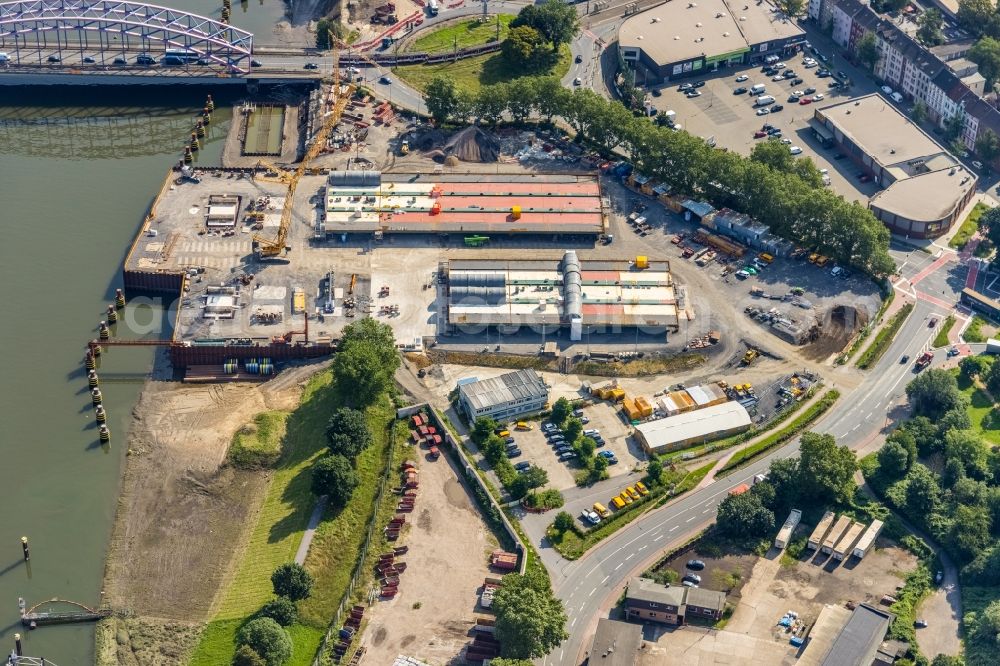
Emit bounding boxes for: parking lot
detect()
[650,52,882,205]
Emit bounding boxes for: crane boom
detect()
[252,34,354,259]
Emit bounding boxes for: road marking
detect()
[655,534,665,541]
[615,562,624,570]
[639,544,648,551]
[626,553,636,561]
[851,424,860,432]
[703,507,713,514]
[669,526,678,531]
[570,617,577,628]
[560,650,564,661]
[602,575,610,585]
[589,588,596,597]
[686,516,696,522]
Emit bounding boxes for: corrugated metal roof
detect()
[635,402,750,448]
[458,369,548,411]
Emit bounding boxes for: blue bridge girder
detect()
[0,0,254,73]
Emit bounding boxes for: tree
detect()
[521,465,549,491]
[512,0,580,52]
[492,570,569,659]
[930,655,965,666]
[333,319,400,407]
[472,416,499,445]
[502,25,546,67]
[978,127,1000,164]
[271,563,314,602]
[944,112,967,143]
[982,207,1000,258]
[917,9,945,46]
[258,597,297,627]
[886,429,917,469]
[315,18,347,50]
[911,100,930,125]
[963,543,1000,585]
[959,0,997,37]
[325,407,372,459]
[750,479,777,510]
[906,369,964,419]
[905,464,941,517]
[961,354,994,380]
[939,407,973,435]
[553,511,574,532]
[237,617,293,666]
[647,457,664,485]
[550,397,571,426]
[563,417,583,444]
[903,415,940,457]
[311,453,358,505]
[577,436,596,459]
[477,83,509,126]
[972,38,1000,92]
[233,646,267,666]
[776,0,805,16]
[489,659,534,666]
[972,599,1000,645]
[766,457,801,511]
[426,76,459,125]
[878,439,911,480]
[751,140,795,172]
[716,491,775,539]
[944,429,990,479]
[798,432,858,504]
[856,33,879,71]
[481,435,507,465]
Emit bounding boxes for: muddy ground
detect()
[102,355,329,621]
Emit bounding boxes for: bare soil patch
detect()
[801,305,867,361]
[102,360,325,620]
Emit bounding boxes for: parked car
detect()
[734,86,748,95]
[756,108,770,116]
[635,481,649,495]
[575,54,583,63]
[813,93,825,101]
[754,130,768,138]
[558,451,578,461]
[651,89,661,97]
[506,448,522,458]
[625,486,641,501]
[682,580,699,587]
[686,90,702,97]
[771,104,784,112]
[789,146,802,155]
[504,436,515,444]
[687,559,706,570]
[542,422,558,431]
[799,97,813,105]
[693,80,706,87]
[582,510,601,525]
[82,56,96,63]
[804,86,816,94]
[683,573,702,584]
[514,461,532,471]
[598,450,616,459]
[555,445,573,454]
[573,77,582,86]
[973,160,984,170]
[791,77,803,85]
[250,59,263,67]
[678,82,693,91]
[915,619,928,628]
[736,74,749,82]
[113,56,127,65]
[772,74,785,81]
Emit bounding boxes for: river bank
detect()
[97,359,330,664]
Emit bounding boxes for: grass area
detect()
[949,201,988,249]
[409,15,514,53]
[932,315,956,348]
[572,353,706,378]
[718,390,840,475]
[964,586,1000,666]
[964,315,990,343]
[228,411,288,468]
[548,462,714,559]
[189,371,398,665]
[957,372,1000,445]
[857,302,915,369]
[393,44,571,94]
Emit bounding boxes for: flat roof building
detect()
[457,369,549,421]
[813,95,977,238]
[445,252,681,339]
[618,0,806,82]
[634,401,751,454]
[589,619,644,666]
[323,171,607,237]
[818,604,895,666]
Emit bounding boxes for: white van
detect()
[755,95,775,106]
[0,52,9,63]
[750,83,766,95]
[891,91,904,103]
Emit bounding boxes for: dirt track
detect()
[102,358,327,621]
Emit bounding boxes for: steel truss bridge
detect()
[0,0,254,73]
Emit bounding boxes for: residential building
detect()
[456,369,549,421]
[618,0,806,82]
[624,577,727,625]
[588,619,644,666]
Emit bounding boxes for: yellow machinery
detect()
[252,33,355,259]
[252,159,294,185]
[742,348,759,365]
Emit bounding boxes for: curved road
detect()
[543,293,959,665]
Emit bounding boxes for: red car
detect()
[799,97,813,105]
[754,130,768,138]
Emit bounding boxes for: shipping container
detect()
[832,521,866,561]
[634,396,654,417]
[774,508,802,549]
[822,515,853,554]
[851,519,884,559]
[807,511,836,550]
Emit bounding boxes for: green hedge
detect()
[718,390,840,474]
[932,315,956,348]
[857,303,914,369]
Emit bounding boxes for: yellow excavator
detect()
[251,32,356,259]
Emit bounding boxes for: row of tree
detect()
[550,397,608,484]
[233,563,316,665]
[424,76,895,277]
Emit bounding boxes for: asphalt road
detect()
[543,292,955,666]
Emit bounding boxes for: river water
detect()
[0,86,234,663]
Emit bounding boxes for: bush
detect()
[257,597,297,626]
[233,645,266,666]
[270,563,314,602]
[311,454,358,505]
[325,407,372,458]
[525,488,564,509]
[858,303,914,369]
[236,618,292,666]
[553,511,574,532]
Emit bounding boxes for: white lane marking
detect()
[625,553,636,561]
[560,650,564,661]
[686,516,696,522]
[851,424,860,432]
[655,534,665,541]
[703,507,713,514]
[669,526,678,531]
[570,617,577,628]
[589,588,596,597]
[602,575,610,585]
[615,562,624,570]
[639,544,648,551]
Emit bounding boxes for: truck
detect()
[490,550,518,571]
[807,511,836,551]
[774,508,802,549]
[663,109,676,126]
[428,0,439,15]
[729,483,750,496]
[479,577,502,608]
[822,515,852,555]
[914,351,933,370]
[851,519,883,559]
[832,521,866,561]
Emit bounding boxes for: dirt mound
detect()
[801,304,868,361]
[443,126,500,162]
[415,128,447,151]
